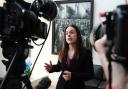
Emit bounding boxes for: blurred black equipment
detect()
[94,5,128,68]
[35,76,51,89]
[93,5,128,89]
[0,0,57,89]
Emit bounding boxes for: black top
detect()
[50,47,94,89]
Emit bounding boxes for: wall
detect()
[0,0,6,78]
[0,0,126,81]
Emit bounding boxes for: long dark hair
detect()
[58,24,84,61]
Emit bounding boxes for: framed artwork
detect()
[52,0,94,54]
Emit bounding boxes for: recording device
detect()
[94,5,128,68]
[0,0,57,42]
[0,0,57,89]
[35,76,51,89]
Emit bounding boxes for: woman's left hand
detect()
[62,70,71,81]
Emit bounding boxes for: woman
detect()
[44,24,94,89]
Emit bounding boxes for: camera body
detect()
[113,5,128,60]
[0,0,48,43]
[0,0,57,72]
[95,5,128,67]
[0,0,57,89]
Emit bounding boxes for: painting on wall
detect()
[52,0,94,54]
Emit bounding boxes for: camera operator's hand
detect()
[44,61,53,72]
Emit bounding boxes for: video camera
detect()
[0,0,57,43]
[0,0,57,89]
[0,0,57,63]
[93,5,128,68]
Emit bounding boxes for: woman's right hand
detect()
[44,61,53,72]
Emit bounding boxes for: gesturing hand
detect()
[62,70,71,81]
[44,61,53,72]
